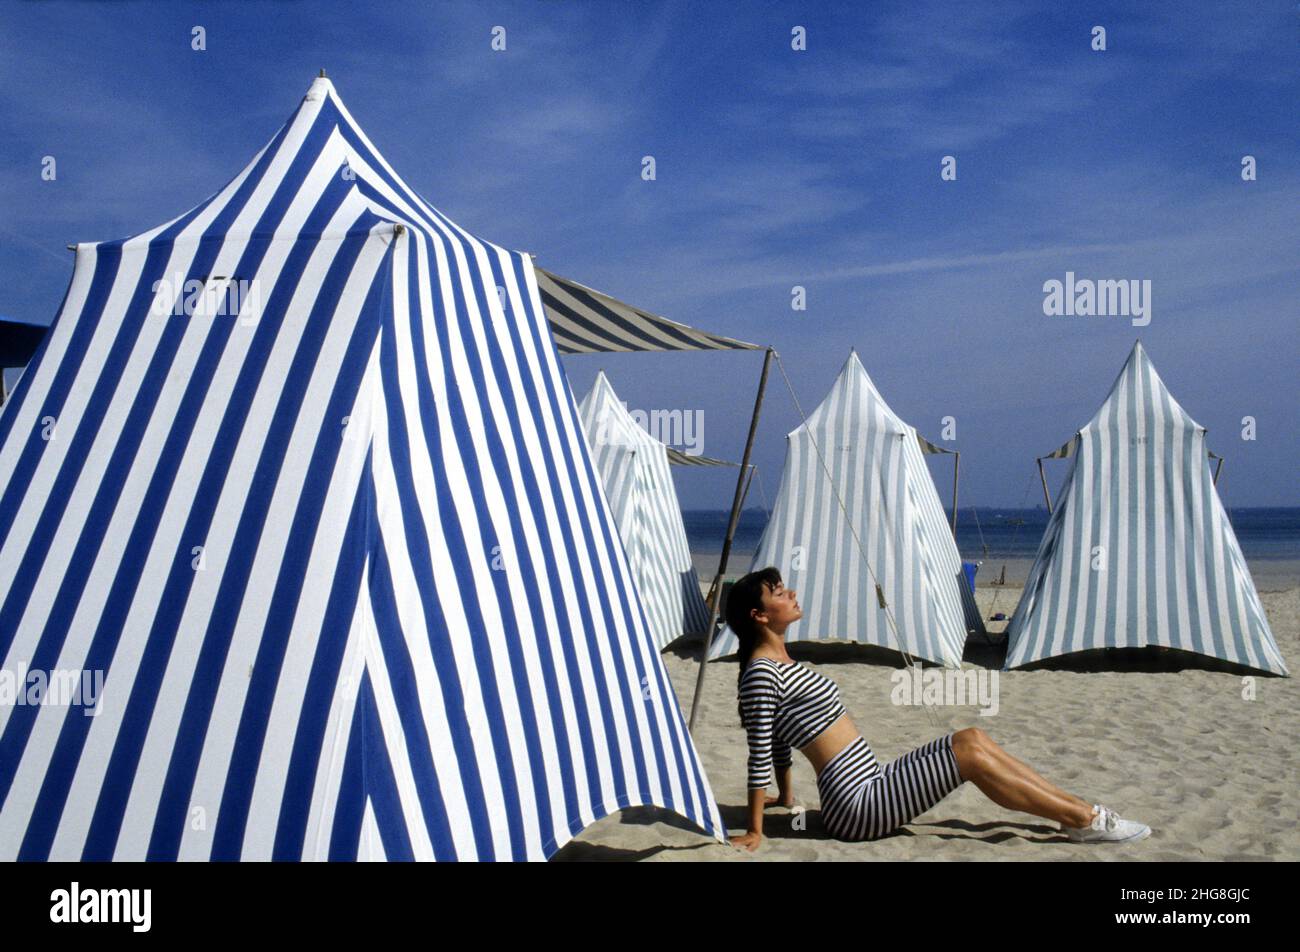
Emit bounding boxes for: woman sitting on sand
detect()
[726,567,1152,851]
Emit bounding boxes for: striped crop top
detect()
[739,658,847,789]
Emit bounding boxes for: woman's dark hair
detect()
[726,567,783,725]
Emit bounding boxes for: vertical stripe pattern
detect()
[1005,342,1287,675]
[578,372,711,647]
[710,353,982,665]
[0,77,726,861]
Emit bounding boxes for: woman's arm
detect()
[774,764,794,807]
[732,665,784,851]
[731,772,796,851]
[730,788,767,851]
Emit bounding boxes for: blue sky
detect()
[1,0,1295,507]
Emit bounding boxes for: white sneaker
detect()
[1065,804,1152,843]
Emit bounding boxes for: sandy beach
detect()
[556,558,1299,861]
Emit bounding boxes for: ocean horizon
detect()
[684,506,1300,562]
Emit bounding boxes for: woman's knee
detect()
[951,729,995,778]
[953,727,993,752]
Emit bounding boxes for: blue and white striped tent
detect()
[578,372,711,649]
[709,352,982,665]
[0,76,726,860]
[1005,343,1287,675]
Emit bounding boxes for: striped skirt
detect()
[816,734,965,841]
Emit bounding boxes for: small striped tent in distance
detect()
[578,371,712,649]
[709,351,984,666]
[1006,342,1287,675]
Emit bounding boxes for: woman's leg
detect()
[854,735,965,840]
[951,728,1095,828]
[983,735,1094,813]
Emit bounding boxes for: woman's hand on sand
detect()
[730,831,762,852]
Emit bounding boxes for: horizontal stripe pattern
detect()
[666,447,737,468]
[578,372,711,647]
[536,268,758,354]
[915,433,953,456]
[710,353,982,664]
[738,659,844,789]
[0,77,726,861]
[817,733,963,841]
[1006,342,1287,675]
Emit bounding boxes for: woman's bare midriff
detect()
[801,712,860,777]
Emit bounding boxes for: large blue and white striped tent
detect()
[0,76,726,860]
[578,372,711,649]
[1005,343,1287,675]
[709,352,983,665]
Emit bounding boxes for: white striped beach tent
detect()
[578,372,711,649]
[0,76,726,861]
[708,352,983,666]
[1005,342,1287,675]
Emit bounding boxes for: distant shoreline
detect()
[690,552,1299,593]
[684,506,1300,569]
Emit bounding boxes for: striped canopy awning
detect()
[536,267,758,354]
[665,447,738,468]
[916,433,955,455]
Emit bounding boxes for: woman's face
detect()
[756,580,802,630]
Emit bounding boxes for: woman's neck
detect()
[752,628,791,661]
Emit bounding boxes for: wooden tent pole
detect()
[701,463,757,611]
[689,347,773,731]
[950,451,960,538]
[1037,457,1053,514]
[1213,456,1224,487]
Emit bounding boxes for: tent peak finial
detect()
[305,73,333,103]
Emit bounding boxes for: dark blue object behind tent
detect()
[0,316,47,369]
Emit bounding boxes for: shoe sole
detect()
[1069,827,1152,844]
